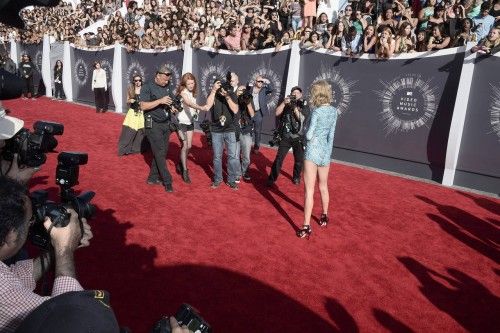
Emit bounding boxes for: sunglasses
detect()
[158,72,172,76]
[256,80,264,83]
[134,79,142,82]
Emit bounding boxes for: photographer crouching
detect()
[267,86,308,186]
[0,176,93,332]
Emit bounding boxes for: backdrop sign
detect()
[455,55,500,193]
[192,48,291,140]
[71,47,114,109]
[121,48,184,111]
[19,43,44,95]
[298,50,464,181]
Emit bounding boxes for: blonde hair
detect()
[309,80,333,108]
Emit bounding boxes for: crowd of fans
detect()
[1,0,499,56]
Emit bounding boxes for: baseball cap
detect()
[291,86,302,93]
[0,109,24,140]
[15,290,120,333]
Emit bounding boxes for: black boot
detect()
[176,163,183,175]
[182,169,191,184]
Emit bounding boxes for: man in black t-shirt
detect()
[205,80,241,189]
[140,65,177,193]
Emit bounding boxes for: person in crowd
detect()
[19,54,35,99]
[453,18,477,46]
[395,21,416,53]
[91,61,108,113]
[376,26,396,58]
[363,24,377,53]
[377,7,399,30]
[428,4,446,28]
[0,176,93,333]
[419,0,437,30]
[224,24,242,51]
[235,85,255,181]
[342,26,362,55]
[118,74,146,156]
[415,28,429,52]
[251,75,272,153]
[53,60,64,100]
[303,0,317,29]
[297,80,337,239]
[427,24,451,50]
[140,65,178,193]
[205,78,240,189]
[472,2,496,42]
[471,26,500,54]
[326,21,345,51]
[175,73,210,184]
[267,86,307,187]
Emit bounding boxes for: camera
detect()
[30,152,95,250]
[171,95,183,111]
[150,304,211,333]
[2,120,64,167]
[268,128,282,147]
[212,71,233,94]
[238,87,253,105]
[199,120,212,146]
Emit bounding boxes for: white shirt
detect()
[177,89,199,125]
[91,68,107,90]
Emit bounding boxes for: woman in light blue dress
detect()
[297,80,338,239]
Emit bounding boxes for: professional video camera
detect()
[199,120,212,146]
[212,71,233,94]
[2,121,64,167]
[30,152,96,250]
[171,95,183,111]
[150,304,211,333]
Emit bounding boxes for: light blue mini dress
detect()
[304,105,338,166]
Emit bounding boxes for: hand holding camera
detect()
[43,208,88,254]
[161,95,173,105]
[5,153,40,184]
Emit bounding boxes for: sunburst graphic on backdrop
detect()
[99,59,113,88]
[34,50,43,72]
[248,63,282,110]
[125,61,146,84]
[375,74,439,135]
[74,58,88,87]
[490,84,500,141]
[313,64,359,116]
[200,62,230,98]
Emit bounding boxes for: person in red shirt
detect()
[224,24,242,51]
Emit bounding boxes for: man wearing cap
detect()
[267,86,308,186]
[0,176,93,333]
[140,65,177,193]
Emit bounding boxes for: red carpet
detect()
[4,98,500,333]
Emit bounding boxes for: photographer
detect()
[0,176,93,333]
[140,65,177,193]
[267,86,307,186]
[0,111,38,184]
[205,78,240,190]
[235,85,255,181]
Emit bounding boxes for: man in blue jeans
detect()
[251,75,273,152]
[206,80,241,189]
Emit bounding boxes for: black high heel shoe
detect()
[296,225,312,239]
[318,214,329,227]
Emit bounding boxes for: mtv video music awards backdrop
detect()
[19,43,44,95]
[455,55,500,193]
[192,48,291,141]
[71,47,114,109]
[121,48,184,112]
[298,49,464,181]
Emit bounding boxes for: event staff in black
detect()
[267,86,308,186]
[20,54,35,99]
[140,65,177,193]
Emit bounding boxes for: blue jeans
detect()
[212,131,240,183]
[239,132,252,175]
[292,16,302,31]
